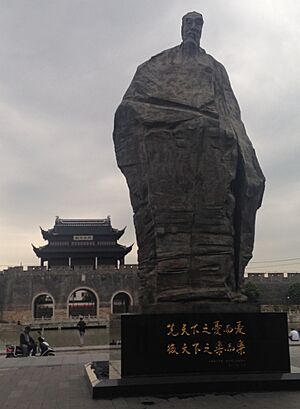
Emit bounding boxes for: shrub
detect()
[288,283,300,304]
[243,282,260,302]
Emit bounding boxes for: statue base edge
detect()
[131,302,260,314]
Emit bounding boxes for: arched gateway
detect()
[111,291,133,314]
[67,287,99,318]
[33,293,54,320]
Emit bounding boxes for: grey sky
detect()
[1,0,299,271]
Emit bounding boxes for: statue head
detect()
[181,11,204,48]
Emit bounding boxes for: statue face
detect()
[181,14,203,46]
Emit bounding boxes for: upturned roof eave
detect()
[32,245,132,257]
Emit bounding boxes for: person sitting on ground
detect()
[20,326,37,356]
[289,328,300,341]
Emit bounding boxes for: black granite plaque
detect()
[121,313,290,377]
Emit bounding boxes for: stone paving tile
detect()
[1,351,300,409]
[111,397,130,408]
[123,397,146,409]
[235,391,300,409]
[0,352,108,369]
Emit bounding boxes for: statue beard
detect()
[182,38,199,57]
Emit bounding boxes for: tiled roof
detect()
[55,217,110,227]
[40,217,125,237]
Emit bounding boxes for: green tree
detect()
[243,282,260,302]
[288,283,300,304]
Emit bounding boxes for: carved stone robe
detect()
[113,45,265,305]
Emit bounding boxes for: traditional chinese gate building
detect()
[32,216,132,269]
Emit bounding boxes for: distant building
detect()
[32,216,132,268]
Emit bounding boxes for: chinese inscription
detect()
[166,320,246,357]
[121,313,290,377]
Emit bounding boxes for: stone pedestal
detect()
[121,312,289,377]
[85,310,296,399]
[133,302,260,314]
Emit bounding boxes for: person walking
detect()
[77,317,86,346]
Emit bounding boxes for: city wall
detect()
[246,272,300,305]
[0,265,139,323]
[0,266,300,324]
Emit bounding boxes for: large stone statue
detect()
[113,12,265,306]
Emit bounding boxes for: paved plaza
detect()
[0,347,300,408]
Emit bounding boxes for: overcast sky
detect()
[1,0,299,272]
